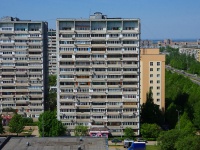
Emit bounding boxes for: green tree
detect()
[74,125,88,136]
[49,75,56,86]
[158,129,180,150]
[175,135,200,150]
[48,91,57,111]
[124,127,135,139]
[38,111,66,137]
[140,88,163,125]
[9,114,24,136]
[140,123,161,139]
[193,101,200,129]
[0,118,5,134]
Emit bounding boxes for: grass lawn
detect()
[146,145,159,150]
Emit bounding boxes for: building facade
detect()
[140,48,165,110]
[0,17,48,118]
[56,12,141,136]
[48,29,57,75]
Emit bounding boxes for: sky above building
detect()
[0,0,200,40]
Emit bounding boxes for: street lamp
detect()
[176,110,181,130]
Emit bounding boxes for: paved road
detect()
[165,65,200,85]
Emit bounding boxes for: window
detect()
[150,86,153,90]
[157,99,160,102]
[157,74,160,77]
[150,80,153,84]
[157,62,160,66]
[157,86,160,90]
[157,93,160,96]
[150,68,153,71]
[157,80,160,84]
[150,62,153,66]
[157,68,160,71]
[150,74,153,77]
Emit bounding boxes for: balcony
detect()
[91,105,106,108]
[76,112,90,115]
[60,105,75,109]
[122,29,139,34]
[107,105,122,109]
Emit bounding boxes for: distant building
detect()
[179,48,200,62]
[140,48,165,110]
[141,40,153,48]
[0,16,48,118]
[48,29,57,75]
[56,12,141,136]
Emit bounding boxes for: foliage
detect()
[38,111,66,137]
[22,117,33,125]
[49,75,56,87]
[140,88,164,125]
[124,127,135,139]
[48,91,57,111]
[193,101,200,129]
[9,114,25,136]
[176,112,195,134]
[165,46,200,75]
[158,129,180,150]
[175,135,200,150]
[141,123,162,139]
[74,125,88,136]
[0,117,5,134]
[165,70,200,129]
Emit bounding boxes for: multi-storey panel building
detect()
[56,12,141,136]
[48,29,57,74]
[0,17,48,118]
[140,48,165,110]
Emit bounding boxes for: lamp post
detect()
[176,110,181,130]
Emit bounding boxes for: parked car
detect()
[137,138,147,143]
[111,138,122,143]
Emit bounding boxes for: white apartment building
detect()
[56,12,140,136]
[0,17,48,118]
[48,29,57,75]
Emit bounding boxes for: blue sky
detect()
[0,0,200,40]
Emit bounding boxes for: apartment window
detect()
[157,62,160,66]
[157,80,160,84]
[150,80,153,84]
[150,68,153,71]
[157,68,160,71]
[157,86,160,90]
[150,86,153,90]
[150,74,153,77]
[150,62,153,66]
[157,93,160,96]
[157,99,160,102]
[157,74,160,77]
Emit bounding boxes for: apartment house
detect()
[48,29,57,75]
[0,17,48,118]
[179,48,200,62]
[140,48,165,110]
[56,12,141,136]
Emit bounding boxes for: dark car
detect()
[137,138,147,143]
[111,138,122,143]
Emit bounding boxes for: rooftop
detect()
[2,137,108,150]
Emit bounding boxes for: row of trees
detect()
[162,46,200,75]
